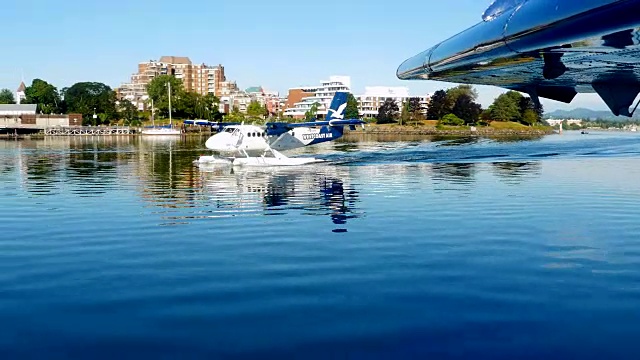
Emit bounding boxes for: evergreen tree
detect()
[427,90,448,120]
[452,94,482,125]
[407,97,424,125]
[344,93,360,119]
[377,98,399,124]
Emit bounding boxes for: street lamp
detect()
[93,107,97,126]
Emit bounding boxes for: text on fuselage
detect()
[302,133,333,140]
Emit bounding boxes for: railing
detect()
[44,126,134,136]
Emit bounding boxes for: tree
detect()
[304,102,319,122]
[118,99,139,124]
[534,101,544,122]
[402,97,424,125]
[489,91,523,122]
[193,93,221,121]
[445,85,478,110]
[64,82,118,125]
[521,109,538,126]
[225,106,245,122]
[426,90,448,120]
[24,79,62,114]
[377,98,399,124]
[452,94,482,125]
[247,100,267,119]
[174,91,199,119]
[400,100,410,126]
[0,89,15,104]
[518,96,544,124]
[147,75,185,118]
[345,93,360,119]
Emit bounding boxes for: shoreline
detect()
[1,124,554,140]
[348,125,554,137]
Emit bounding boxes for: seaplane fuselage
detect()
[204,123,347,157]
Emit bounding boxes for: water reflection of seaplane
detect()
[199,166,360,232]
[196,91,364,167]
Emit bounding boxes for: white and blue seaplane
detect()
[196,91,364,167]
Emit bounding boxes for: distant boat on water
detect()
[142,81,181,136]
[141,125,181,136]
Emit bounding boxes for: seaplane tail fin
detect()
[326,91,350,121]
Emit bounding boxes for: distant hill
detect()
[546,108,640,121]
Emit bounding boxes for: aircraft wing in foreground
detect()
[397,0,640,116]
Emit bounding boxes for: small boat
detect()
[581,131,589,134]
[141,126,181,135]
[142,82,181,136]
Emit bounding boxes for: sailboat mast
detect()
[167,82,172,127]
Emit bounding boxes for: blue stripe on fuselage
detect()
[305,125,344,145]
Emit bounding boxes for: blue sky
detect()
[1,0,606,110]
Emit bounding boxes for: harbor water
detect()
[1,132,640,358]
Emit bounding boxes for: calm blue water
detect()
[2,132,640,359]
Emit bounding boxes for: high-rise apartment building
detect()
[283,76,352,119]
[118,56,226,109]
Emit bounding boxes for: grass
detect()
[489,121,530,130]
[436,125,470,131]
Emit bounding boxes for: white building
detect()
[283,76,351,118]
[0,104,36,116]
[546,118,583,126]
[357,87,430,119]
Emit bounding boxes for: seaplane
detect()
[397,0,640,117]
[196,91,365,167]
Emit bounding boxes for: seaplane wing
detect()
[183,120,241,132]
[266,119,365,133]
[397,0,640,116]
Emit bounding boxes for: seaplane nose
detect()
[397,48,434,80]
[205,133,230,151]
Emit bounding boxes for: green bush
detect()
[439,114,465,126]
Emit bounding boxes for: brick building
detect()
[117,56,226,109]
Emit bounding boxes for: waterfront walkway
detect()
[44,126,135,136]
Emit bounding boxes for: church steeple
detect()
[16,81,26,104]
